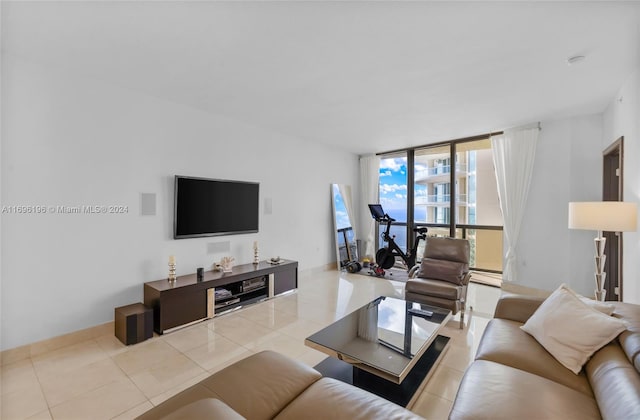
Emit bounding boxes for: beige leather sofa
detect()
[449,294,640,419]
[136,350,424,420]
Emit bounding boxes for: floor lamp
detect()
[568,202,638,301]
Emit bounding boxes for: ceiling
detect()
[2,1,639,154]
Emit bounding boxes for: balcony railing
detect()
[415,163,468,179]
[337,226,357,265]
[415,194,468,205]
[374,222,503,273]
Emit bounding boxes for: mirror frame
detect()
[331,184,358,270]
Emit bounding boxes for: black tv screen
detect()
[174,176,259,239]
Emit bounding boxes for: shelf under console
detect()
[144,259,298,334]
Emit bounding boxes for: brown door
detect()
[602,137,623,301]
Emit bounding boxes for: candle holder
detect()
[168,262,176,282]
[253,242,259,265]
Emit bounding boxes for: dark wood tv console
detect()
[144,259,298,334]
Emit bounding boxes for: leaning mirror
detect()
[331,184,358,270]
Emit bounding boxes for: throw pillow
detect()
[578,295,616,316]
[520,284,626,374]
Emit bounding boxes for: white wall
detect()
[603,68,640,304]
[515,115,603,297]
[0,56,359,350]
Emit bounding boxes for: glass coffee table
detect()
[305,296,451,407]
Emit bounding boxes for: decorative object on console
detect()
[220,256,235,272]
[168,255,176,282]
[253,241,259,264]
[268,256,282,265]
[568,201,637,300]
[197,267,204,282]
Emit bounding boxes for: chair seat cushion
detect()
[406,278,461,300]
[416,258,468,285]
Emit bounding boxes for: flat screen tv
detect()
[174,175,259,239]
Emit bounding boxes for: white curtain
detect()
[338,184,356,237]
[491,125,539,282]
[359,154,380,259]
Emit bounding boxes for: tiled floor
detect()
[0,269,501,420]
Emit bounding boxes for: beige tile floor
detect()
[0,269,501,420]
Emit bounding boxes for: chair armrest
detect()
[494,294,545,323]
[462,272,472,286]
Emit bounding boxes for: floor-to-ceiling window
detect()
[379,137,503,273]
[453,139,503,272]
[414,145,451,240]
[378,153,408,252]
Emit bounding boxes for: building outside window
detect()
[379,138,503,273]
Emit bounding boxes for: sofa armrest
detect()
[494,294,545,323]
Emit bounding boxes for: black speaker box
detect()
[115,303,153,345]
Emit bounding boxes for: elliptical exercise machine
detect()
[368,204,428,276]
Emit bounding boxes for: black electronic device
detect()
[242,277,266,292]
[174,176,259,239]
[345,261,362,273]
[196,267,204,281]
[368,204,387,221]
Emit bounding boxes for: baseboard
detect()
[1,321,114,366]
[2,261,339,366]
[299,262,337,276]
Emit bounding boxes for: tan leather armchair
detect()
[405,237,471,329]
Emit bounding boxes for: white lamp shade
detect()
[568,202,638,232]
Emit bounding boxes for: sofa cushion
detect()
[274,377,424,420]
[611,301,640,372]
[136,383,223,420]
[405,278,462,300]
[158,398,245,420]
[475,319,593,396]
[586,341,640,420]
[449,360,601,420]
[416,258,468,285]
[493,293,545,323]
[199,351,321,420]
[520,284,626,374]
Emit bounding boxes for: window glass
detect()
[379,155,408,223]
[456,139,501,226]
[414,145,450,224]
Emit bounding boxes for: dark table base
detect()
[314,334,450,407]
